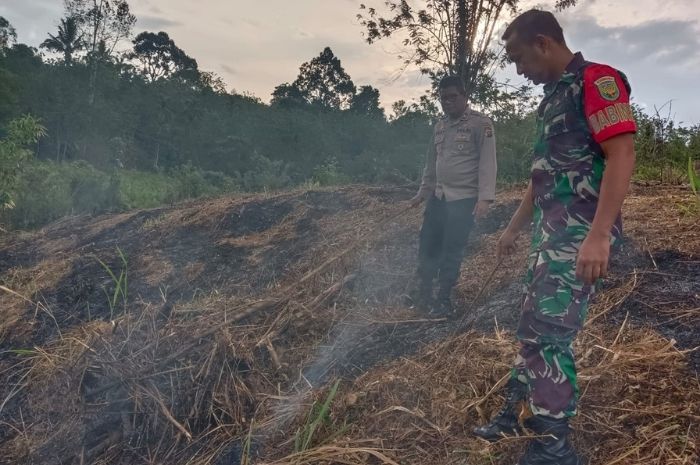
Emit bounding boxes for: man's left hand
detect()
[473,200,490,220]
[576,230,611,285]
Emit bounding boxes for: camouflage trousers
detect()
[509,244,595,419]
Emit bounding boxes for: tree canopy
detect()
[357,0,578,115]
[130,31,198,82]
[40,16,85,64]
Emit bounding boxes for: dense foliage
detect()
[0,3,697,229]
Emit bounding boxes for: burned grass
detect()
[0,184,697,465]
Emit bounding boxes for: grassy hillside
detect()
[0,184,697,465]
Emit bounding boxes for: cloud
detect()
[241,18,262,28]
[562,15,700,71]
[132,0,162,14]
[2,0,699,123]
[556,13,700,123]
[294,28,315,39]
[220,63,237,75]
[0,0,63,43]
[136,15,182,31]
[0,0,60,20]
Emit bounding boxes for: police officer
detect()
[472,10,637,465]
[408,75,497,315]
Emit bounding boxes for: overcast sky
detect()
[2,0,699,124]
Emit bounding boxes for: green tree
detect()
[64,0,136,105]
[197,71,227,93]
[554,0,579,9]
[130,31,198,82]
[350,85,385,119]
[0,18,20,114]
[271,82,307,108]
[390,95,439,122]
[65,0,136,56]
[0,44,44,128]
[0,16,17,51]
[357,0,578,111]
[40,16,85,64]
[0,115,46,210]
[273,47,356,110]
[270,82,308,108]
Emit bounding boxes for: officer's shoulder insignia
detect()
[470,109,489,121]
[594,76,620,101]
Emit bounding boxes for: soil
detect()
[608,247,700,371]
[0,184,697,465]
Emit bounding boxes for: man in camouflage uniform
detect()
[408,75,497,315]
[472,10,637,465]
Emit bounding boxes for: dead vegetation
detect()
[0,184,697,465]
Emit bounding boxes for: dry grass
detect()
[0,258,72,343]
[624,184,700,256]
[0,184,697,465]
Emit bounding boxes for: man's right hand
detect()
[497,228,518,260]
[409,195,425,208]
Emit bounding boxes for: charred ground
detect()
[0,184,697,465]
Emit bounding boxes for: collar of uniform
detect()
[565,52,586,74]
[445,106,471,125]
[543,52,586,95]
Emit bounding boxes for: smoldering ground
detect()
[0,184,697,465]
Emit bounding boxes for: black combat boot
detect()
[404,280,433,312]
[430,286,454,316]
[473,379,527,441]
[430,295,452,315]
[516,415,584,465]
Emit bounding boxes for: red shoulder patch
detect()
[583,64,636,143]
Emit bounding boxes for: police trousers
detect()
[416,195,477,295]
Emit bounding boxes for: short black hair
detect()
[438,75,466,95]
[502,9,565,44]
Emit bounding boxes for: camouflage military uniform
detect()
[510,52,637,418]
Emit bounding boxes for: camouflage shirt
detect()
[531,52,636,251]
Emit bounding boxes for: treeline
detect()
[0,41,434,184]
[0,19,448,229]
[0,7,534,230]
[0,3,697,230]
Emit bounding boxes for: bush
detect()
[237,152,292,192]
[7,160,117,229]
[493,114,536,184]
[118,169,175,209]
[311,157,351,186]
[6,161,241,230]
[0,115,45,210]
[165,164,239,203]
